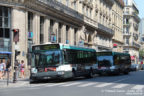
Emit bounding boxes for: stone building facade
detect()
[123,0,140,64]
[0,0,124,69]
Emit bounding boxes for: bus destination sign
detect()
[97,52,112,56]
[32,44,60,51]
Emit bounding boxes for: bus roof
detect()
[97,51,130,56]
[32,43,96,52]
[60,44,96,52]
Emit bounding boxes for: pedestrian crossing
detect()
[1,81,144,90]
[27,82,144,90]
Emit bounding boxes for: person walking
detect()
[20,60,25,78]
[0,60,3,79]
[1,59,6,79]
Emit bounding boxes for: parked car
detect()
[130,64,139,71]
[139,64,144,70]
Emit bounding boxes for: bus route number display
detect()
[32,44,60,51]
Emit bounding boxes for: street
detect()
[0,70,144,96]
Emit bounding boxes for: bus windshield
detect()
[97,56,113,67]
[32,50,63,67]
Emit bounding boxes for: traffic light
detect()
[13,29,19,42]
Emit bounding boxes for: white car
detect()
[130,64,139,71]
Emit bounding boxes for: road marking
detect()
[61,82,82,87]
[94,83,113,87]
[30,84,46,87]
[131,85,144,90]
[78,83,97,87]
[113,78,129,83]
[112,84,128,88]
[45,83,67,87]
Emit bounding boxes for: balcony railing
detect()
[104,0,114,6]
[84,16,97,28]
[123,32,131,36]
[132,12,140,22]
[132,42,140,48]
[37,0,83,21]
[98,23,114,36]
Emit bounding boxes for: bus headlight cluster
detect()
[110,66,116,70]
[58,72,64,75]
[31,68,37,73]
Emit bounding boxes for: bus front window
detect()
[33,50,63,67]
[97,56,113,67]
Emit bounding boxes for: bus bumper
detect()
[97,69,119,75]
[30,71,71,80]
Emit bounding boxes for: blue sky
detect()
[135,0,144,18]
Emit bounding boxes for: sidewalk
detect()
[0,77,30,88]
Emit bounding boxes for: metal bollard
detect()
[13,66,17,83]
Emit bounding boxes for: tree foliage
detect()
[139,49,144,59]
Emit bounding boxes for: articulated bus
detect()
[97,52,131,75]
[30,43,97,81]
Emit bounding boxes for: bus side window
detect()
[63,50,68,64]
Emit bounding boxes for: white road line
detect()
[45,83,67,87]
[78,83,97,87]
[131,85,144,90]
[94,83,113,88]
[113,78,129,83]
[61,82,82,87]
[112,84,128,88]
[30,84,46,87]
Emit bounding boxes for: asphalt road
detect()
[0,70,144,96]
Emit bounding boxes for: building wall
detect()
[123,0,140,63]
[112,0,124,52]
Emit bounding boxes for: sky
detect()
[135,0,144,18]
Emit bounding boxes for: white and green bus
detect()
[97,52,131,75]
[30,43,97,81]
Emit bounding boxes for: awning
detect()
[113,43,117,47]
[0,52,12,54]
[131,56,135,60]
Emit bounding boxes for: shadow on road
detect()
[29,71,144,85]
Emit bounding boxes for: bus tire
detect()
[123,71,129,75]
[72,70,76,78]
[87,69,94,78]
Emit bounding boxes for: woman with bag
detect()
[20,60,25,78]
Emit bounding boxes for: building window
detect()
[126,37,129,45]
[82,5,85,14]
[40,16,44,44]
[66,25,69,43]
[58,23,62,43]
[49,19,54,42]
[73,1,77,10]
[90,9,92,18]
[86,8,88,16]
[74,28,77,45]
[0,6,11,38]
[28,12,33,33]
[66,0,69,6]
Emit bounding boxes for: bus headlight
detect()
[31,68,37,73]
[58,72,64,75]
[110,66,116,70]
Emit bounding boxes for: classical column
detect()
[33,14,40,44]
[44,18,50,43]
[69,27,74,45]
[61,24,66,44]
[53,21,58,43]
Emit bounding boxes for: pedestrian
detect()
[0,59,3,79]
[5,59,11,74]
[1,59,6,79]
[20,60,25,78]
